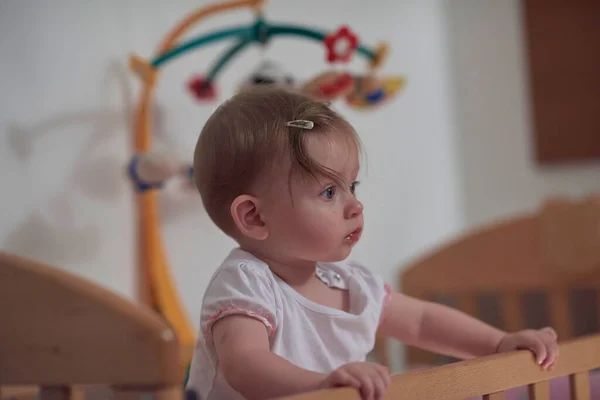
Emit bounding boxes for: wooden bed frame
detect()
[372,193,600,369]
[0,252,184,400]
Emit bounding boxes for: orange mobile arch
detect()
[126,0,400,374]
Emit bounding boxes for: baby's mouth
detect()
[345,227,363,242]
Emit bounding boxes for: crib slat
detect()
[502,292,521,332]
[570,372,591,400]
[548,288,571,339]
[528,381,550,400]
[40,386,71,400]
[483,391,504,400]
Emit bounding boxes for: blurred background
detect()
[1,0,598,372]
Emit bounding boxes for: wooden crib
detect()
[0,252,184,400]
[3,251,599,400]
[397,194,600,369]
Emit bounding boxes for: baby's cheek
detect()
[292,201,344,236]
[302,213,340,239]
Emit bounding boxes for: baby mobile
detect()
[125,0,405,374]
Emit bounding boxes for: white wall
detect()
[443,0,600,227]
[0,1,463,372]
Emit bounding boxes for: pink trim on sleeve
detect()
[202,307,275,343]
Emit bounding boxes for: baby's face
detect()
[260,133,364,263]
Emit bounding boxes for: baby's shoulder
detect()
[199,249,279,339]
[214,249,271,276]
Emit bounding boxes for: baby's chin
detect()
[316,247,354,263]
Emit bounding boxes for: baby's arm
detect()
[212,315,326,399]
[379,292,558,367]
[378,292,505,359]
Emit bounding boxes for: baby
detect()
[186,87,558,400]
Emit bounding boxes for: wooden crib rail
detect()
[0,251,182,388]
[278,334,600,400]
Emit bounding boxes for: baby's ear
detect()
[230,194,268,240]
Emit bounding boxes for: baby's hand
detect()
[496,327,559,370]
[321,362,391,400]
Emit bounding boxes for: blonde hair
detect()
[193,86,361,235]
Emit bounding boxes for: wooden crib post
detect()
[528,381,550,400]
[570,372,591,400]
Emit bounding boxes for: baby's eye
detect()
[320,186,336,199]
[350,181,359,194]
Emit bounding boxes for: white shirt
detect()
[187,248,390,400]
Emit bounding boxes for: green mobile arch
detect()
[150,17,379,85]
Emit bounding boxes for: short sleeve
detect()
[200,262,278,343]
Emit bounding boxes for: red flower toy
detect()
[323,25,359,63]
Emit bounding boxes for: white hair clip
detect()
[286,120,314,130]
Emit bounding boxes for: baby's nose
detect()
[345,198,364,218]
